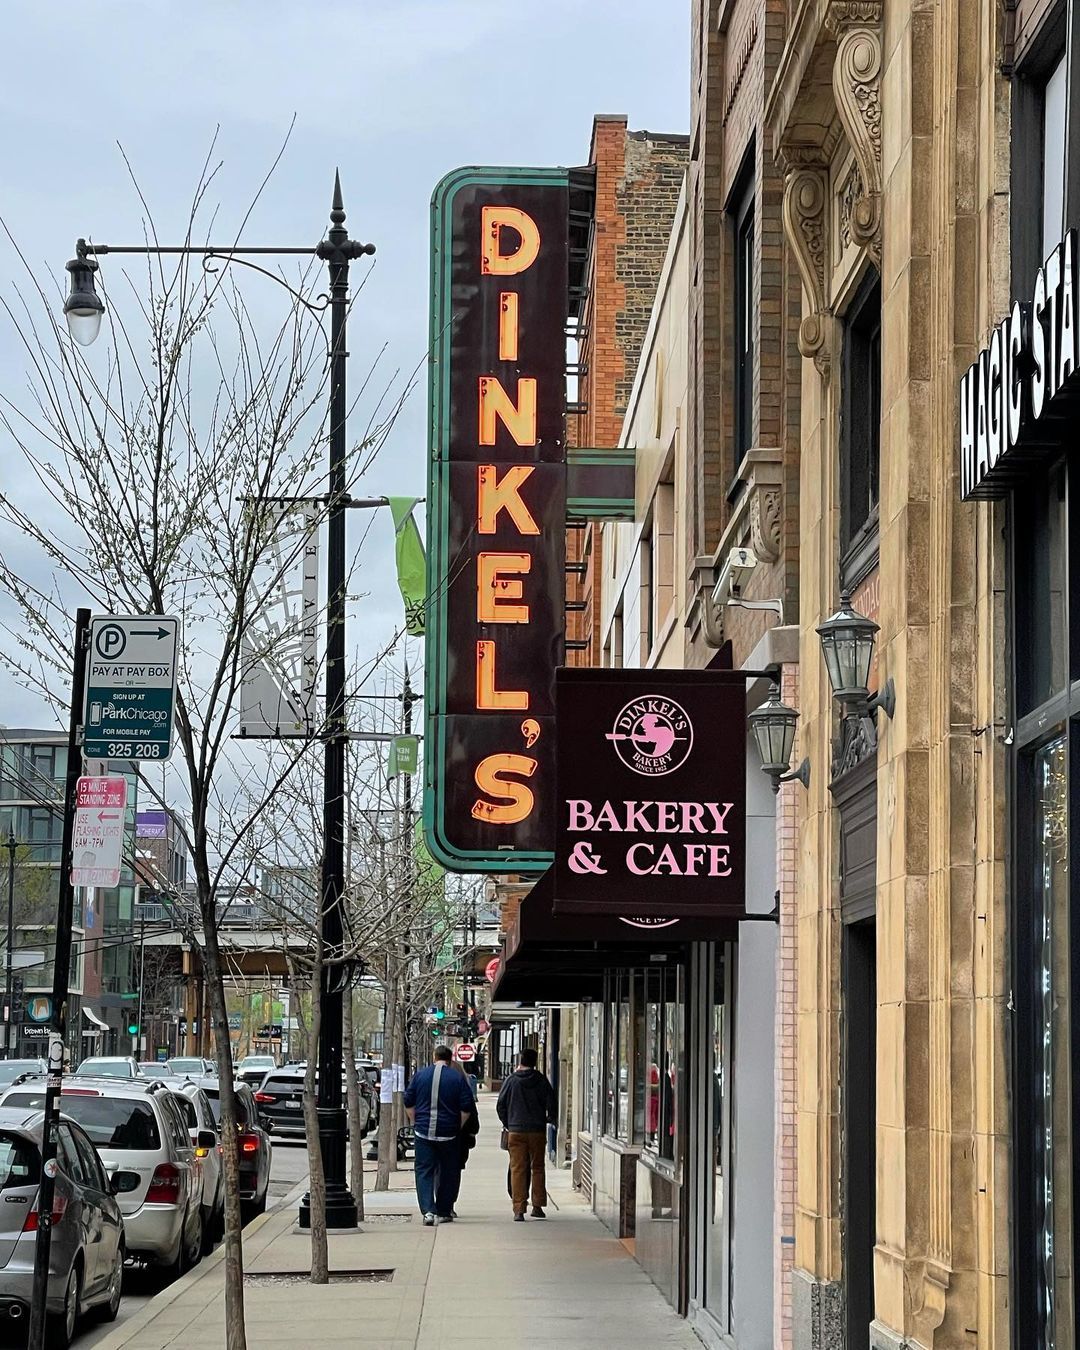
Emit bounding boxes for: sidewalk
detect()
[95,1095,701,1350]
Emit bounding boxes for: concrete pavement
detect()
[92,1095,701,1349]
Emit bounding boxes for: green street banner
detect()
[388,497,426,636]
[388,734,419,777]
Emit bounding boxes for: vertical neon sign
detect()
[424,168,569,871]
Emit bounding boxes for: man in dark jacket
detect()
[496,1047,556,1220]
[404,1046,476,1225]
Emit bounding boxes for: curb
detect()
[93,1180,309,1349]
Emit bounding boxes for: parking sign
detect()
[83,616,179,761]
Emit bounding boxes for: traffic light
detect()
[127,1020,139,1036]
[433,1009,446,1021]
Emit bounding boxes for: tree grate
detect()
[245,1269,394,1287]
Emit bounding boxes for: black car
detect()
[194,1079,271,1221]
[254,1067,373,1140]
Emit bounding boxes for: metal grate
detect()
[361,1213,413,1224]
[579,1135,593,1197]
[245,1270,394,1287]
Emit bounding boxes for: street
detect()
[71,1141,311,1350]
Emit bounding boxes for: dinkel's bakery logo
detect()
[606,695,693,776]
[960,228,1080,500]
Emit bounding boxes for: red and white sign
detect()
[485,957,501,984]
[477,1019,490,1035]
[454,1043,476,1063]
[71,776,128,888]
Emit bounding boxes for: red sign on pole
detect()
[454,1043,477,1063]
[71,776,128,889]
[485,957,501,984]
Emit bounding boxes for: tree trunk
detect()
[200,909,246,1350]
[342,996,366,1220]
[374,976,398,1192]
[294,955,328,1283]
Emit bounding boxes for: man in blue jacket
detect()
[404,1045,477,1225]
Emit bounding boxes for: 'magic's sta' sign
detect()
[553,669,747,920]
[424,167,568,871]
[961,229,1080,500]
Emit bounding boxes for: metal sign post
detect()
[28,607,90,1350]
[83,615,179,762]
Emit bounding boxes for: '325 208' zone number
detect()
[105,743,163,759]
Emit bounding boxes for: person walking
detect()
[404,1045,476,1226]
[496,1046,556,1221]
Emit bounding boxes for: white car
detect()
[161,1078,224,1252]
[72,1057,143,1079]
[0,1077,209,1277]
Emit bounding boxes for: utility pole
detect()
[5,831,16,1060]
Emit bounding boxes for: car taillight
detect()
[146,1163,182,1204]
[241,1136,259,1153]
[253,1092,274,1103]
[23,1195,68,1232]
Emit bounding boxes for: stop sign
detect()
[455,1043,476,1063]
[485,957,500,983]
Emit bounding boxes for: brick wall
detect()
[569,116,688,668]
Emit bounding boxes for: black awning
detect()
[490,868,734,1005]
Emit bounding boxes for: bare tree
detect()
[0,153,402,1347]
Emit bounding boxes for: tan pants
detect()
[507,1131,547,1213]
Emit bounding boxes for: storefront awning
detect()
[82,1007,110,1032]
[490,868,735,1005]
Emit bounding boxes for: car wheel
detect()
[98,1242,124,1323]
[46,1261,81,1349]
[200,1207,216,1256]
[184,1211,203,1269]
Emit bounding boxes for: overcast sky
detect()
[0,0,689,731]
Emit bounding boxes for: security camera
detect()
[712,547,758,608]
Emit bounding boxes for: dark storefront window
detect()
[1013,460,1080,1346]
[604,972,632,1139]
[644,966,681,1162]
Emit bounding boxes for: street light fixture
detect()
[816,590,896,719]
[747,683,810,793]
[62,248,104,347]
[59,175,374,1240]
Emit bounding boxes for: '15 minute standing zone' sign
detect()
[424,167,569,871]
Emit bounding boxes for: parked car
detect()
[194,1079,271,1221]
[160,1079,224,1253]
[166,1057,216,1078]
[0,1105,125,1346]
[0,1059,48,1088]
[72,1057,142,1080]
[0,1078,207,1280]
[234,1055,276,1088]
[355,1060,381,1126]
[254,1066,373,1141]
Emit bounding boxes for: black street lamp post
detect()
[62,174,374,1234]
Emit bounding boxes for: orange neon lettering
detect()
[478,376,537,446]
[481,207,541,276]
[477,465,539,535]
[470,753,537,825]
[477,553,531,623]
[476,640,528,710]
[499,292,519,361]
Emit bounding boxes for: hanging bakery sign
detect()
[423,166,569,871]
[552,669,747,919]
[960,229,1080,500]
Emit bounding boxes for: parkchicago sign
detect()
[424,167,568,871]
[960,229,1080,500]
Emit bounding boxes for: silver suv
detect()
[0,1077,209,1278]
[160,1077,224,1252]
[0,1105,125,1346]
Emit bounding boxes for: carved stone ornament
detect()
[828,6,883,252]
[832,712,878,779]
[781,160,832,377]
[839,164,861,250]
[750,485,782,563]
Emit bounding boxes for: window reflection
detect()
[1035,734,1072,1348]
